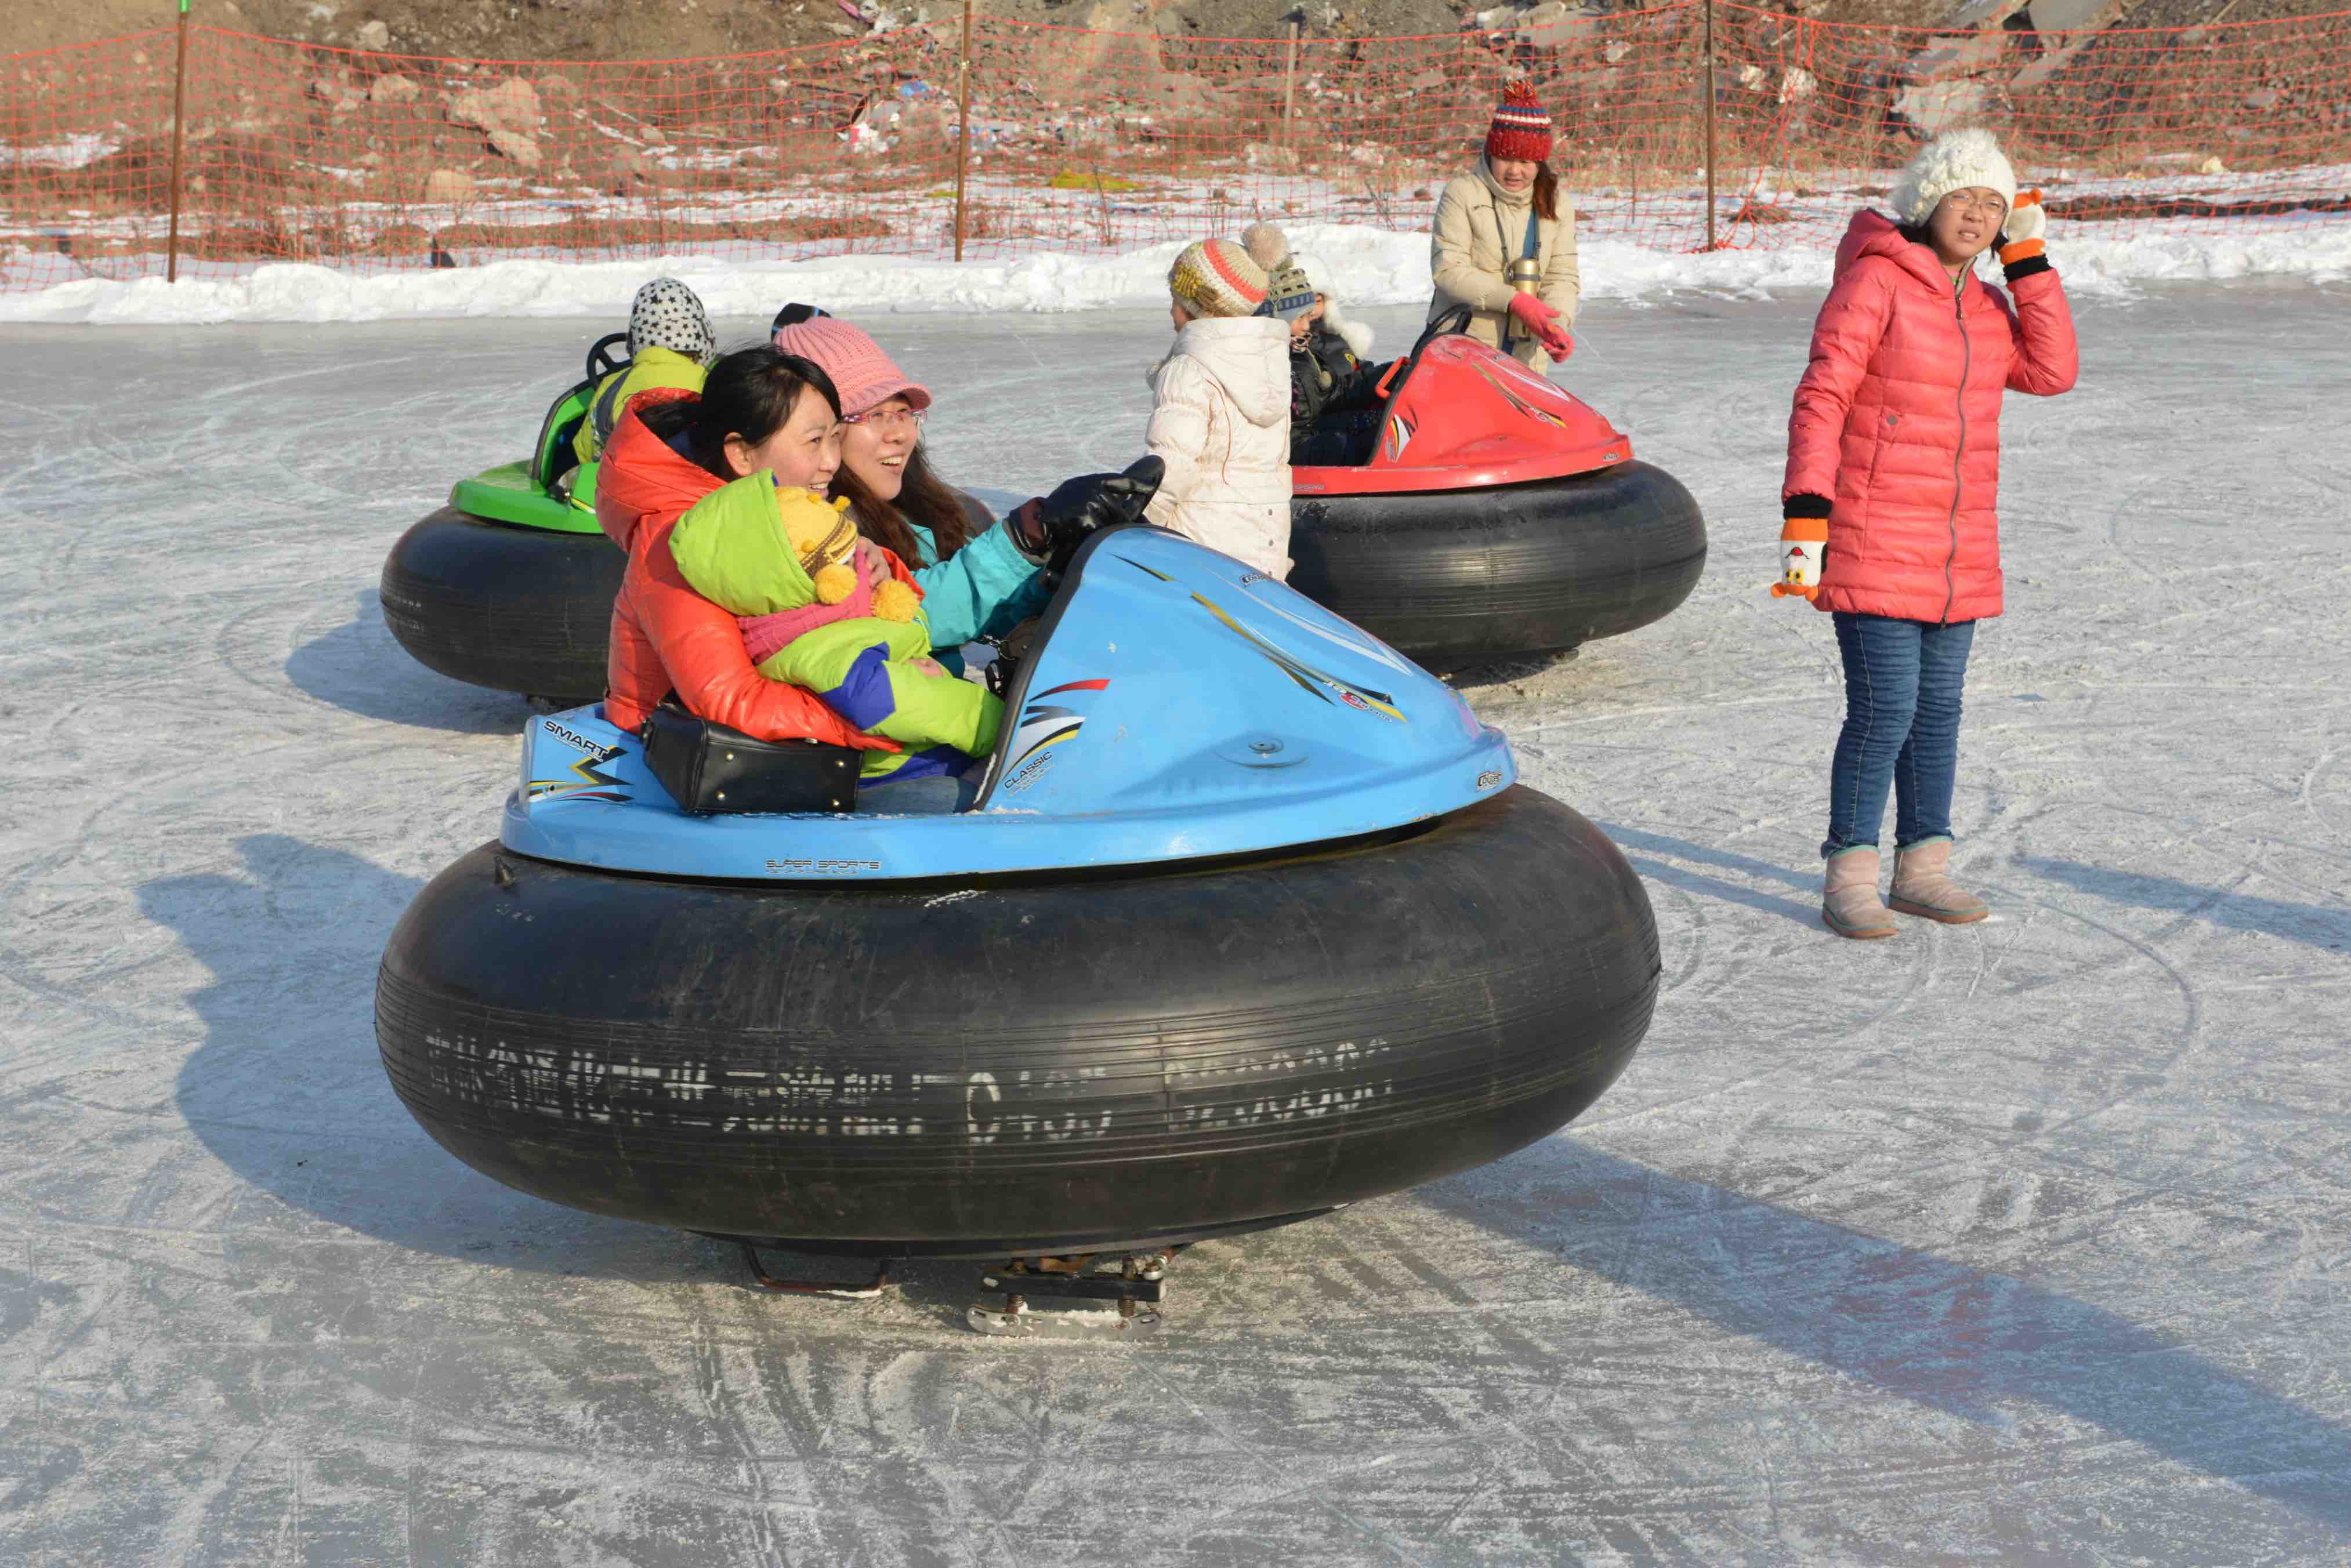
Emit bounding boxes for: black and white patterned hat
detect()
[627,277,715,365]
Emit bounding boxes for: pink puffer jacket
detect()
[1783,209,2077,624]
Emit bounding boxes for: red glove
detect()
[1508,293,1572,361]
[1506,292,1560,340]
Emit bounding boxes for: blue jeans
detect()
[1824,612,1977,859]
[853,770,980,815]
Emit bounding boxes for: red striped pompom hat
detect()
[1485,80,1554,164]
[1168,237,1270,320]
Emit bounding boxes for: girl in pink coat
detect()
[1778,128,2078,938]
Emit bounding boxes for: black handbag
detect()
[639,701,860,815]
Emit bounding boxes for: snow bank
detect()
[4,221,2345,325]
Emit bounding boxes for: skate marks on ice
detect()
[277,587,526,736]
[2020,857,2351,953]
[3,298,2350,1564]
[1418,1146,2351,1542]
[30,832,2331,1562]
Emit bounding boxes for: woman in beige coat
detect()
[1428,81,1580,369]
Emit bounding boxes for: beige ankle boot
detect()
[1889,837,1988,924]
[1823,847,1898,939]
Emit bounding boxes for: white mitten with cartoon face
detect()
[1773,517,1828,600]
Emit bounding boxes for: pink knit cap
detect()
[771,317,932,417]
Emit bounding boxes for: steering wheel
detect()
[1376,303,1476,404]
[585,331,631,382]
[1410,303,1476,357]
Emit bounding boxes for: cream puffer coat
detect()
[1427,159,1581,368]
[1142,314,1294,578]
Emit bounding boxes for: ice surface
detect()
[1,282,2348,1565]
[5,219,2349,325]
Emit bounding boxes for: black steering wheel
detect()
[585,331,631,382]
[1378,303,1475,405]
[1411,302,1477,356]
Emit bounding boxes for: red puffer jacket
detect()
[1783,209,2077,624]
[594,395,896,752]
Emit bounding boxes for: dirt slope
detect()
[13,0,2332,62]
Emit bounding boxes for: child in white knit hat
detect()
[1142,237,1294,578]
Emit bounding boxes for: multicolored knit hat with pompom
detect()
[1484,81,1554,164]
[1168,237,1269,320]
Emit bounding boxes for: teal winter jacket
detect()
[903,498,1052,662]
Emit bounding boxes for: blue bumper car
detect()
[375,521,1660,1287]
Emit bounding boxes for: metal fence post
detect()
[953,0,974,262]
[1281,11,1302,145]
[1702,0,1718,251]
[166,0,191,282]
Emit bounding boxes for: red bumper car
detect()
[1289,310,1707,668]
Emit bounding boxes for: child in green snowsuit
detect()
[668,478,1003,789]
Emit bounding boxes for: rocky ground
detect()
[19,0,2340,63]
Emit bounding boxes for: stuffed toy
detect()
[669,478,1001,779]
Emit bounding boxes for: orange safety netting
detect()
[2,5,2345,291]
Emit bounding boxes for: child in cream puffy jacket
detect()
[1142,237,1294,579]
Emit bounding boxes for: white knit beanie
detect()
[1168,238,1269,320]
[1890,128,2017,225]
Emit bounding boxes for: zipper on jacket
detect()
[1943,272,1968,627]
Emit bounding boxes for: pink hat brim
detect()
[843,377,932,417]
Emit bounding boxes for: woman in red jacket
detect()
[595,345,1147,813]
[596,347,894,758]
[1780,128,2078,939]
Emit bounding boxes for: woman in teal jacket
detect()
[773,311,1049,662]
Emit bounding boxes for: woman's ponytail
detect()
[1533,162,1560,224]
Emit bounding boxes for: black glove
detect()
[1008,456,1167,567]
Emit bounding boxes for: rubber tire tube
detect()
[1288,462,1708,668]
[375,786,1660,1258]
[381,507,622,703]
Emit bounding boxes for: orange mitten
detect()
[1772,517,1829,600]
[1998,189,2046,267]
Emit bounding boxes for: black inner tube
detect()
[376,787,1660,1255]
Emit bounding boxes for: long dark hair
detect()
[1533,162,1560,223]
[641,344,842,479]
[831,442,978,567]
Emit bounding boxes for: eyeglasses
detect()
[841,406,926,431]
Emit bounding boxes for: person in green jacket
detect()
[668,478,1004,806]
[569,277,718,509]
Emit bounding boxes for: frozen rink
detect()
[2,282,2348,1565]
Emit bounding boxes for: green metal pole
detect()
[166,0,191,282]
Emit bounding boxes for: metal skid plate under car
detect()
[966,1251,1173,1339]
